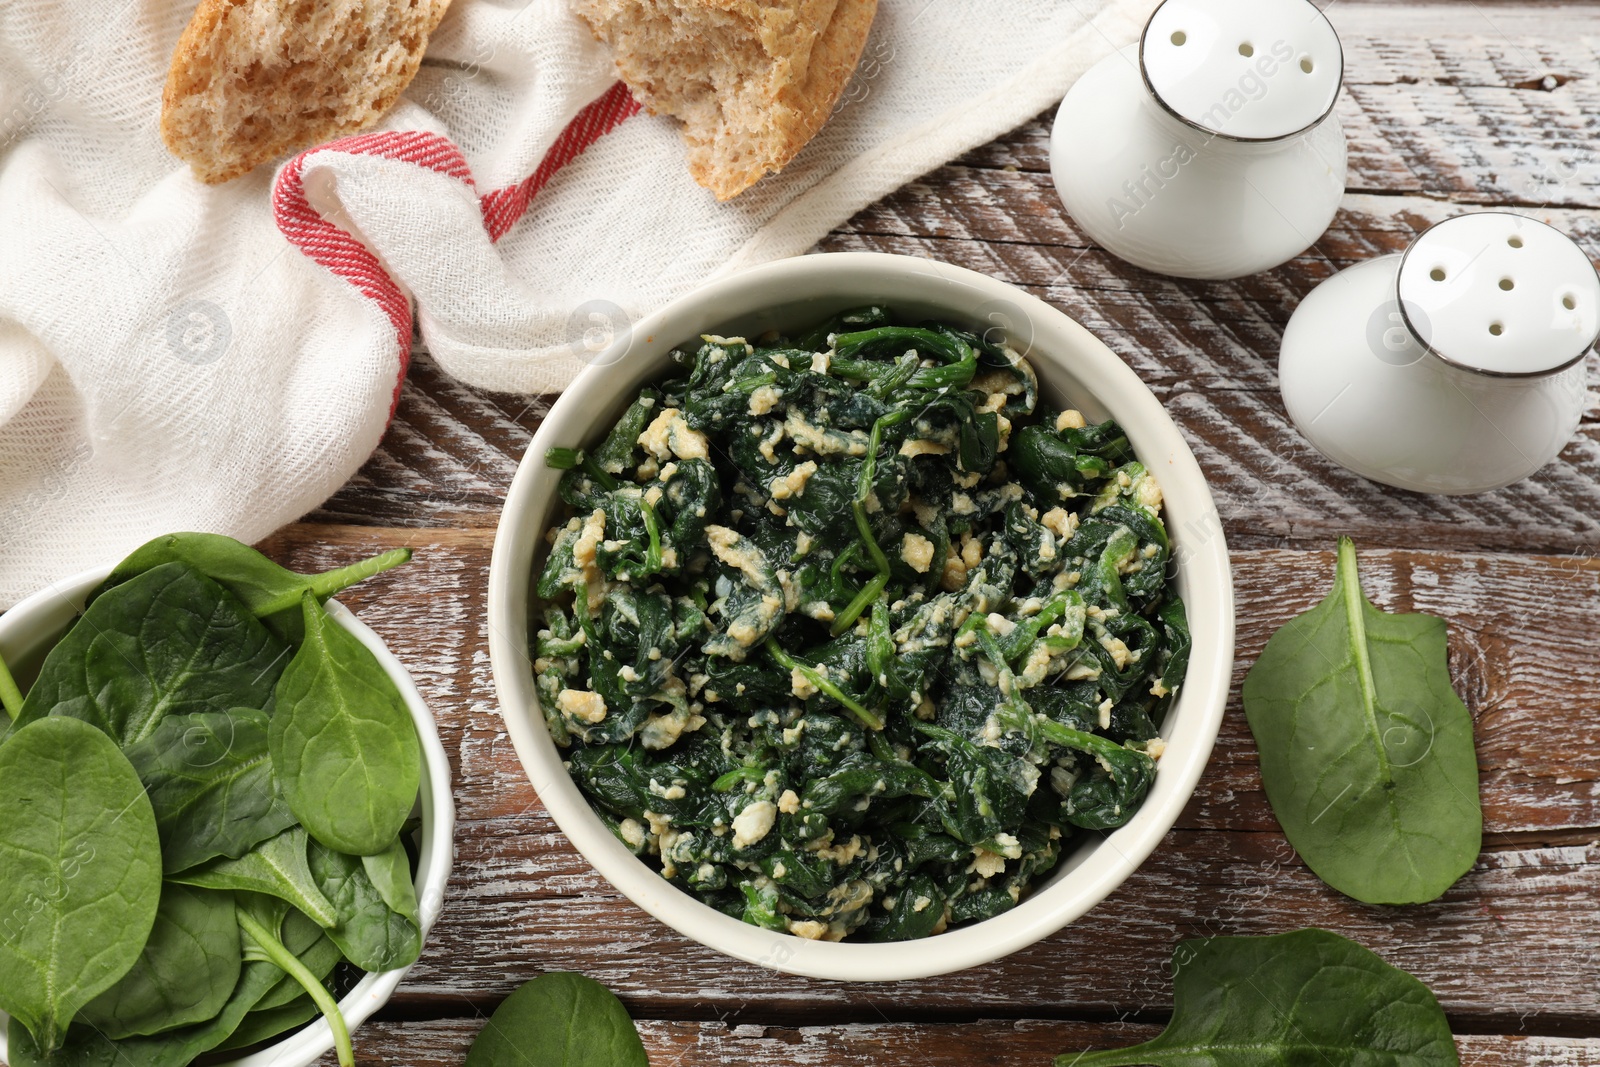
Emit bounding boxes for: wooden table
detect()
[261,2,1600,1061]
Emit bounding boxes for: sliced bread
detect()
[161,0,454,184]
[572,0,877,200]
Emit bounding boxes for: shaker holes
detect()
[1171,30,1187,45]
[1489,322,1505,336]
[1300,57,1315,73]
[1499,278,1515,291]
[1564,294,1578,310]
[1508,235,1524,248]
[1239,42,1255,57]
[1430,268,1447,282]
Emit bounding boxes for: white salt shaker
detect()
[1050,0,1346,279]
[1280,212,1599,494]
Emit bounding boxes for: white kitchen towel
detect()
[0,0,1152,606]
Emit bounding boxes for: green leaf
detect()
[77,884,241,1039]
[1060,928,1459,1066]
[123,708,298,873]
[255,920,340,1011]
[93,532,412,642]
[236,903,354,1067]
[0,717,162,1053]
[1242,538,1482,905]
[212,993,322,1053]
[8,959,285,1067]
[361,837,420,923]
[307,838,423,972]
[269,593,422,856]
[169,826,338,928]
[465,972,648,1067]
[14,563,288,747]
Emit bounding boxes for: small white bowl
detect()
[0,566,455,1066]
[488,252,1234,982]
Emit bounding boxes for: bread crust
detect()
[161,0,454,184]
[574,0,878,200]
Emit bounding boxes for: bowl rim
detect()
[487,251,1233,982]
[0,564,455,1067]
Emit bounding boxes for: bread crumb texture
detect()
[572,0,877,200]
[161,0,453,183]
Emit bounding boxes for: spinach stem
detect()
[581,455,620,491]
[0,650,22,720]
[830,570,887,637]
[305,547,413,600]
[640,498,664,572]
[831,409,912,636]
[237,907,354,1067]
[544,447,584,469]
[252,547,413,619]
[764,641,883,730]
[712,766,763,792]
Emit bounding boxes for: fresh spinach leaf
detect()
[1060,928,1459,1066]
[306,838,423,972]
[0,716,162,1054]
[77,884,240,1039]
[213,994,322,1053]
[14,563,288,747]
[465,972,648,1067]
[237,903,353,1067]
[169,826,338,928]
[1242,538,1482,905]
[231,889,346,1024]
[123,708,298,873]
[361,836,420,923]
[8,959,285,1067]
[93,532,412,642]
[269,592,421,856]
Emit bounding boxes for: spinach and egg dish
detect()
[532,307,1191,942]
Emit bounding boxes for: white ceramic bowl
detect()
[488,252,1233,982]
[0,566,455,1066]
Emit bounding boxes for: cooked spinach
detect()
[0,536,426,1064]
[464,972,648,1067]
[1059,928,1459,1066]
[269,592,422,856]
[533,310,1186,941]
[1242,538,1481,905]
[0,717,162,1054]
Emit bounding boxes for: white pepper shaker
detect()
[1279,212,1599,494]
[1050,0,1347,280]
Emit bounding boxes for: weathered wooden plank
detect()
[385,827,1600,1023]
[252,526,1600,1021]
[331,1018,1600,1067]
